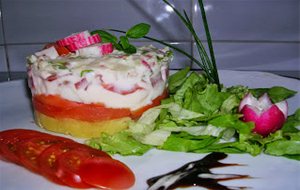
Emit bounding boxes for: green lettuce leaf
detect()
[194,141,262,156]
[282,108,300,133]
[264,140,300,160]
[250,86,297,103]
[168,67,190,93]
[87,132,151,156]
[173,72,207,106]
[161,133,218,152]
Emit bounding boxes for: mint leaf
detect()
[126,23,151,39]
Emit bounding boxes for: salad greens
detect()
[87,70,300,160]
[87,0,299,160]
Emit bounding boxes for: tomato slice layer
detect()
[16,135,73,172]
[38,142,110,181]
[78,157,135,189]
[0,129,135,189]
[0,129,45,164]
[56,149,110,188]
[32,90,168,122]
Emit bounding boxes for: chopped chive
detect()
[51,61,68,69]
[80,69,93,77]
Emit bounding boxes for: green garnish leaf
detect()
[92,23,149,55]
[126,23,151,39]
[123,44,137,54]
[80,69,93,77]
[250,86,297,103]
[91,30,117,43]
[118,36,137,54]
[119,36,130,49]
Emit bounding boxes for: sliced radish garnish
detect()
[87,34,102,45]
[66,34,102,52]
[239,93,288,137]
[252,104,286,136]
[100,43,113,55]
[57,31,91,46]
[57,31,101,52]
[67,39,90,52]
[275,101,288,119]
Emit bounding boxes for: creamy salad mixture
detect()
[27,45,173,110]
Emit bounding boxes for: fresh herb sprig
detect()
[162,0,219,88]
[91,23,150,54]
[92,0,220,88]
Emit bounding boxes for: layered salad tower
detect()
[27,31,172,138]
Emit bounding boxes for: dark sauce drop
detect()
[147,152,250,190]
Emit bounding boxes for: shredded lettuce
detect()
[87,131,152,156]
[86,70,299,160]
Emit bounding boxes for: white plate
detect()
[0,70,300,190]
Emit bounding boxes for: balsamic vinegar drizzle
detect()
[147,152,251,190]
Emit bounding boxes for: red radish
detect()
[239,93,288,137]
[57,31,91,46]
[100,43,113,55]
[66,34,102,52]
[67,39,89,51]
[74,78,89,90]
[57,31,101,52]
[46,74,58,82]
[141,59,151,70]
[87,34,102,45]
